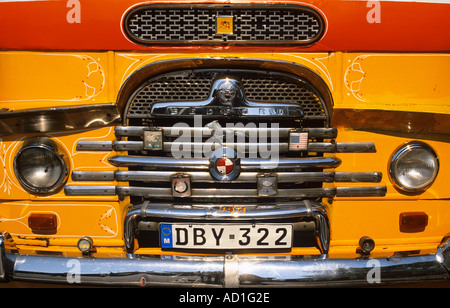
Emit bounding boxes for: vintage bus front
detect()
[0,0,449,287]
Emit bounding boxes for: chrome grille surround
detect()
[124,4,325,46]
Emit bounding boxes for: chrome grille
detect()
[65,68,386,253]
[124,4,325,45]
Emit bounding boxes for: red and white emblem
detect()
[216,157,234,175]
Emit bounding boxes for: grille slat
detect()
[124,4,325,45]
[72,170,382,184]
[76,140,376,154]
[65,185,387,198]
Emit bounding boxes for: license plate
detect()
[159,223,292,249]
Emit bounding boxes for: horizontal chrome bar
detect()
[64,185,386,198]
[116,187,337,198]
[127,201,328,221]
[72,170,382,184]
[72,171,115,181]
[240,157,341,170]
[336,186,387,197]
[2,234,448,287]
[64,186,116,196]
[77,140,374,153]
[76,141,113,151]
[114,126,338,139]
[108,156,211,170]
[108,155,342,170]
[334,172,382,183]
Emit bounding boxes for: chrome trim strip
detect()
[108,155,342,170]
[73,170,382,184]
[77,140,373,153]
[336,186,387,197]
[336,142,376,153]
[108,156,211,170]
[308,142,376,153]
[164,142,290,153]
[64,185,386,198]
[72,171,115,181]
[0,105,121,137]
[114,126,338,139]
[2,235,448,287]
[115,187,337,198]
[76,141,113,151]
[64,186,116,196]
[334,172,382,183]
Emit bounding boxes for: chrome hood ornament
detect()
[151,76,303,119]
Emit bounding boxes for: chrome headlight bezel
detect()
[13,137,69,195]
[389,141,439,193]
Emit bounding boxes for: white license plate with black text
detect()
[159,223,292,249]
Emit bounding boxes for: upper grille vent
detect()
[125,70,327,123]
[124,4,325,46]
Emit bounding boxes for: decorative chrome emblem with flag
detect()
[143,129,163,150]
[289,131,309,151]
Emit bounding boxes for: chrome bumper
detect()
[1,234,449,287]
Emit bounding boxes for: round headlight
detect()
[389,142,439,192]
[14,137,69,195]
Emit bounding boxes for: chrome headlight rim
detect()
[13,137,69,195]
[389,141,439,193]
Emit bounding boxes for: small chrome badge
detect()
[257,175,278,196]
[143,129,163,150]
[171,174,191,197]
[209,148,241,181]
[217,79,238,104]
[216,157,234,175]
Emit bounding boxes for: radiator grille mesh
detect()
[125,5,324,45]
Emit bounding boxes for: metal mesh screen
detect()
[126,71,326,120]
[125,5,324,45]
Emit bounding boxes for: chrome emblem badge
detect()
[217,79,237,104]
[216,157,234,175]
[209,148,241,181]
[171,174,191,197]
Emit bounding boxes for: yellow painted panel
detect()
[341,53,450,114]
[0,200,125,240]
[330,199,450,249]
[0,52,111,111]
[1,51,449,115]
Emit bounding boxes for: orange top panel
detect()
[0,0,449,52]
